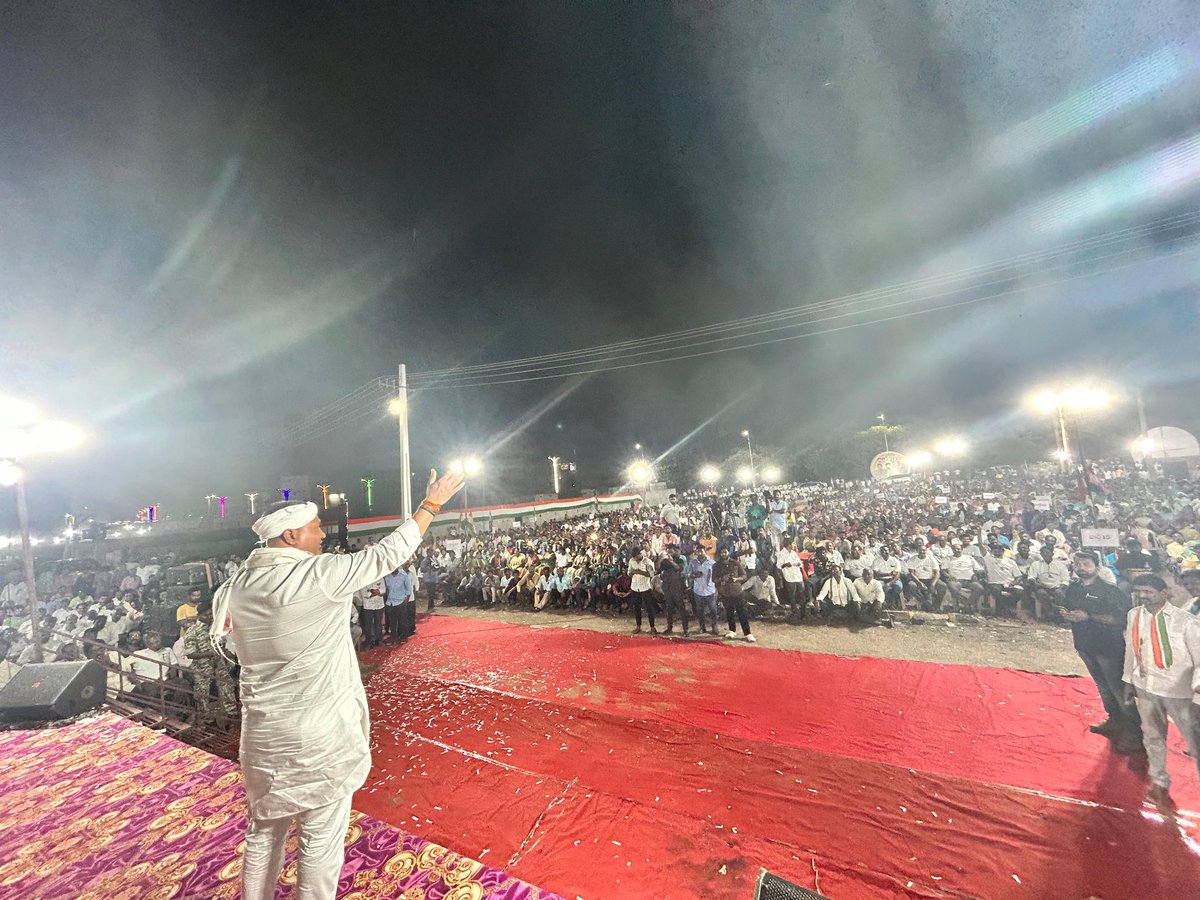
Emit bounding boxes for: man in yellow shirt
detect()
[174,587,202,625]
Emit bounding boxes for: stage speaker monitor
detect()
[753,867,827,900]
[0,660,107,721]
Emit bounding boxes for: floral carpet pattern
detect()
[0,713,559,900]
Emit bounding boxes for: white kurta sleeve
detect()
[311,520,424,600]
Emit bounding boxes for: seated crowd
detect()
[402,462,1199,638]
[1,553,242,725]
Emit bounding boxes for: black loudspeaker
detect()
[753,868,827,900]
[0,660,107,721]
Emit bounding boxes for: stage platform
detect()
[355,615,1200,900]
[0,712,559,899]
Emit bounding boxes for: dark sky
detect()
[2,2,1199,527]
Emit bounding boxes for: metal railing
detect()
[49,628,240,757]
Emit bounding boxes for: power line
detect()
[411,237,1199,388]
[411,223,1200,388]
[411,210,1200,383]
[262,213,1199,448]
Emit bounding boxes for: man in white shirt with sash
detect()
[213,470,464,900]
[1122,574,1200,806]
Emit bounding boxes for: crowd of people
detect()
[3,458,1199,804]
[0,553,242,725]
[395,459,1200,804]
[398,463,1195,633]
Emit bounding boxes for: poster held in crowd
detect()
[1080,527,1119,548]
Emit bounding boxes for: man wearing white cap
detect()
[212,469,463,900]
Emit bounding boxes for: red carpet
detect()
[355,616,1200,899]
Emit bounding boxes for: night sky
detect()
[2,2,1199,527]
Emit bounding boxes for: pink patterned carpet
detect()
[0,712,561,900]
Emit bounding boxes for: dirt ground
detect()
[430,604,1087,676]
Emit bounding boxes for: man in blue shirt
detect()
[384,564,416,641]
[690,547,719,635]
[418,552,442,612]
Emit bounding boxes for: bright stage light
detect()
[1029,390,1060,413]
[0,397,38,427]
[736,466,753,484]
[450,456,483,476]
[28,421,84,454]
[0,460,21,486]
[1027,384,1112,414]
[1053,448,1071,461]
[387,398,405,416]
[0,427,31,459]
[627,460,654,485]
[1060,386,1110,410]
[906,450,933,468]
[933,436,968,456]
[699,464,721,484]
[762,465,781,482]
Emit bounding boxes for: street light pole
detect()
[741,430,756,490]
[877,413,890,452]
[1056,405,1072,471]
[397,364,413,519]
[548,456,561,496]
[14,476,42,664]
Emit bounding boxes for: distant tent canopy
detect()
[1131,426,1200,462]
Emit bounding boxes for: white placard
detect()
[443,539,463,555]
[1080,527,1119,548]
[1033,496,1052,511]
[982,492,996,500]
[934,496,948,504]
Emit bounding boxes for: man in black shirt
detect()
[713,547,754,642]
[1061,551,1142,754]
[1114,537,1161,581]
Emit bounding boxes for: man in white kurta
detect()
[1122,573,1200,806]
[215,472,462,900]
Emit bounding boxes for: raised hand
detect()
[424,468,466,507]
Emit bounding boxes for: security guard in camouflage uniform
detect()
[184,603,237,723]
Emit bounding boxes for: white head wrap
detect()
[251,501,319,543]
